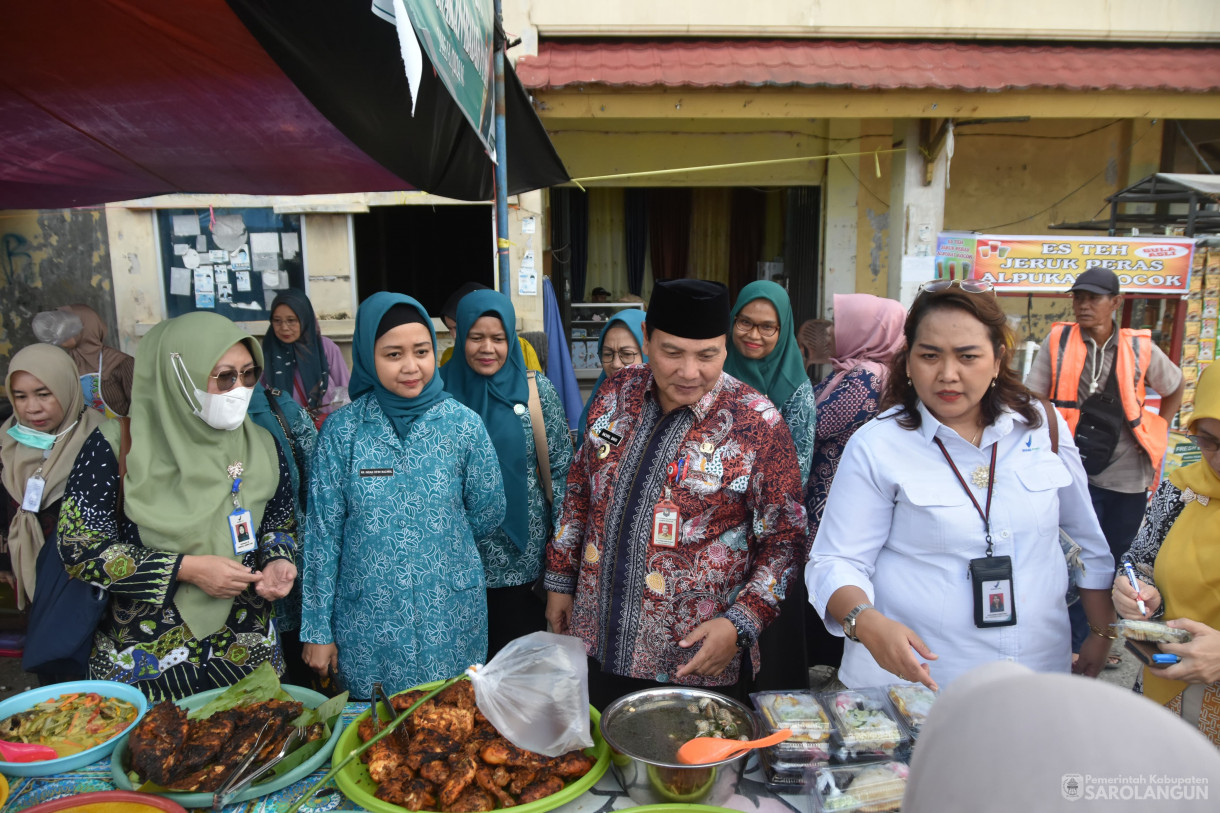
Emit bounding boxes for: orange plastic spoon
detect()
[676,728,793,765]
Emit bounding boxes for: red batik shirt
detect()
[544,366,806,687]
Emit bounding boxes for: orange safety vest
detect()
[1046,322,1168,469]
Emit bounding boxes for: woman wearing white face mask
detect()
[3,345,105,680]
[57,312,298,701]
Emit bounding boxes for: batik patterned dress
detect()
[805,367,884,550]
[779,378,817,485]
[56,430,296,702]
[545,367,805,687]
[300,394,505,698]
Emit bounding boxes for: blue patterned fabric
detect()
[300,394,506,698]
[478,373,572,588]
[779,379,817,485]
[248,386,317,632]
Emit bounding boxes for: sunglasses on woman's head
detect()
[210,365,262,392]
[918,279,994,294]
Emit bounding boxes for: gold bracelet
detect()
[1089,623,1118,640]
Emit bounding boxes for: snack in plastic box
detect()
[757,748,809,793]
[1117,619,1192,644]
[751,691,832,759]
[886,683,936,733]
[819,689,907,758]
[809,761,909,813]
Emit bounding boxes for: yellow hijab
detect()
[1145,363,1220,704]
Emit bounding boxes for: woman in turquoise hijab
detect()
[725,280,816,693]
[300,293,505,697]
[576,310,647,448]
[443,290,573,659]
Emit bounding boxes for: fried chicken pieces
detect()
[358,681,595,811]
[128,698,320,792]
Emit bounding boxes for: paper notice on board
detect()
[218,283,233,304]
[172,214,200,237]
[281,233,299,260]
[195,292,215,309]
[209,249,229,264]
[264,289,279,310]
[170,267,191,296]
[521,250,535,269]
[235,270,252,292]
[214,267,230,285]
[173,243,189,256]
[518,267,537,296]
[250,233,280,255]
[196,235,208,253]
[193,268,214,294]
[522,217,536,234]
[231,245,251,271]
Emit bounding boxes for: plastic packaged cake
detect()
[808,761,909,813]
[1116,618,1192,644]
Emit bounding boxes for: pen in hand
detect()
[1123,560,1147,616]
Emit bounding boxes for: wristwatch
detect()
[841,603,875,642]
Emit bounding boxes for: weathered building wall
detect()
[0,209,115,381]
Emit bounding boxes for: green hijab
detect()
[109,312,278,640]
[724,280,808,408]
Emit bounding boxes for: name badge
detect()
[22,475,45,512]
[597,428,623,446]
[359,468,394,477]
[652,499,680,548]
[229,509,256,555]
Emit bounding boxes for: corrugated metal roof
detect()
[516,39,1220,93]
[1157,173,1220,197]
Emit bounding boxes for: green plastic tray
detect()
[332,680,609,813]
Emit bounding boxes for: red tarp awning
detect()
[0,0,568,209]
[516,39,1220,92]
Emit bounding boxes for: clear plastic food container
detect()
[817,688,909,760]
[751,691,833,760]
[806,760,910,813]
[885,683,936,736]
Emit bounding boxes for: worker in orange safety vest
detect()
[1025,266,1183,656]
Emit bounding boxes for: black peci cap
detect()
[646,279,730,340]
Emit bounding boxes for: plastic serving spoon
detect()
[0,739,58,762]
[676,728,794,765]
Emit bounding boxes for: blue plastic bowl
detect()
[0,680,148,777]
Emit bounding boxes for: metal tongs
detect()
[371,682,409,747]
[211,720,305,811]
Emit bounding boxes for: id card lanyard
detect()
[21,451,51,512]
[652,457,687,547]
[227,463,256,555]
[933,437,1017,628]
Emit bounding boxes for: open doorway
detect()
[353,203,494,317]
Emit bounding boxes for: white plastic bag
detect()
[466,631,592,757]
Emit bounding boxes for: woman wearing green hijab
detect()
[725,280,816,692]
[56,312,298,701]
[725,281,817,482]
[442,290,572,660]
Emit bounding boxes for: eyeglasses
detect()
[1189,434,1220,454]
[733,316,779,338]
[600,349,640,365]
[919,279,994,294]
[271,316,300,328]
[209,365,262,393]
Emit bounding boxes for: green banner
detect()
[401,0,496,156]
